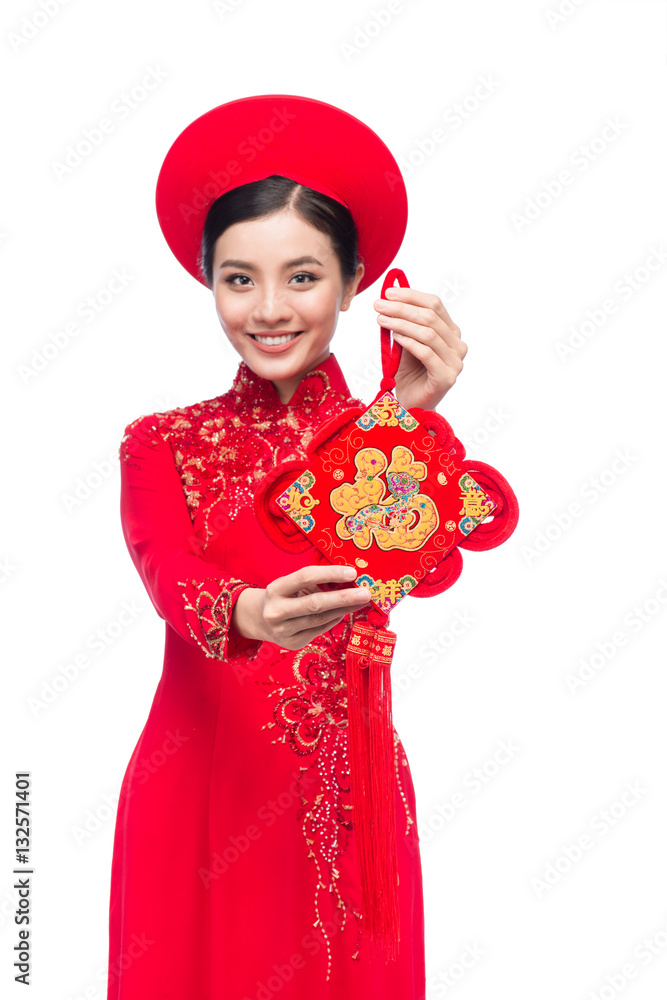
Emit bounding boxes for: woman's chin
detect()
[242,336,330,379]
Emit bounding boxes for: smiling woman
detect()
[107,93,464,1000]
[202,179,365,402]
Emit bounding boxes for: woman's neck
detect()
[271,348,331,404]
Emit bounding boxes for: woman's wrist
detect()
[231,587,266,642]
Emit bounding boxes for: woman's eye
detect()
[291,272,318,284]
[223,272,319,287]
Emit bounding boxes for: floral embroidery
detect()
[178,576,261,661]
[255,620,362,977]
[270,631,349,754]
[119,355,417,977]
[119,361,364,547]
[255,604,416,977]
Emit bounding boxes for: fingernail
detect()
[385,287,398,296]
[343,566,357,578]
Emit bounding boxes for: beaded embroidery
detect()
[255,622,359,977]
[119,360,364,548]
[177,576,262,662]
[119,356,416,974]
[255,607,415,977]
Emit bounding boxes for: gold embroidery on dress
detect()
[119,359,416,977]
[119,363,363,548]
[254,620,364,979]
[178,577,259,661]
[394,730,415,837]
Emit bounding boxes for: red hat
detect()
[155,93,408,294]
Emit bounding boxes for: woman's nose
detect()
[251,287,292,324]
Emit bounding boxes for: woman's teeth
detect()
[251,332,301,345]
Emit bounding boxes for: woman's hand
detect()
[373,286,468,411]
[231,564,372,650]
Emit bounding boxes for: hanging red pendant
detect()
[254,267,520,961]
[345,616,400,959]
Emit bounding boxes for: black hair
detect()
[199,174,361,289]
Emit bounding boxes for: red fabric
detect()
[107,353,425,999]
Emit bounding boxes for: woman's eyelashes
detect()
[223,274,251,286]
[291,272,319,284]
[223,272,320,287]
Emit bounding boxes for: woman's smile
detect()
[248,330,304,351]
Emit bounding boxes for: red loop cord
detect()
[379,268,410,392]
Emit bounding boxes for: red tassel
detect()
[346,618,400,961]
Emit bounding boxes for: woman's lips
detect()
[247,331,304,354]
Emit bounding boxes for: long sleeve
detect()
[119,414,263,662]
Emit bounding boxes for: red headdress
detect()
[155,92,407,293]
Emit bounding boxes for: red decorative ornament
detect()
[254,268,519,963]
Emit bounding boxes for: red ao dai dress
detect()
[107,352,426,999]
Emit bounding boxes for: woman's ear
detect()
[341,261,365,311]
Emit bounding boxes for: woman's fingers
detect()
[264,585,371,633]
[269,563,360,596]
[375,287,464,354]
[263,564,371,643]
[372,284,468,410]
[275,612,350,649]
[274,597,367,637]
[385,285,459,329]
[268,565,372,619]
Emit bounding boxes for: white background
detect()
[2,1,666,997]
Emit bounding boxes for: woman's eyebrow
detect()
[218,256,324,270]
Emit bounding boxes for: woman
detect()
[108,94,467,999]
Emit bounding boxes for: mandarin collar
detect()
[229,352,354,410]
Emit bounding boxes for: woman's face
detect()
[211,208,365,403]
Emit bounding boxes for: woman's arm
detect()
[119,414,262,661]
[120,414,373,659]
